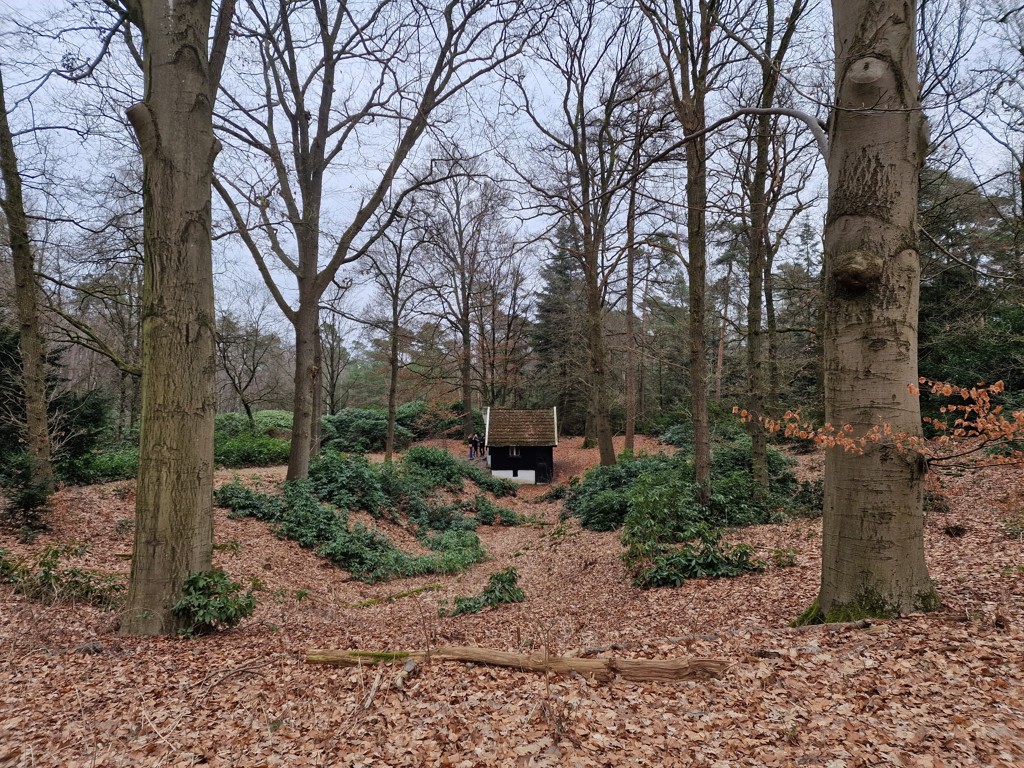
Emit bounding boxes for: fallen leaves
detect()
[1,437,1023,766]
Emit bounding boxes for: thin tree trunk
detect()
[287,300,319,481]
[385,298,400,462]
[624,178,638,453]
[765,238,780,403]
[686,133,711,505]
[121,0,220,636]
[461,316,473,439]
[816,0,935,620]
[746,111,771,495]
[584,255,616,466]
[715,261,732,402]
[0,64,53,495]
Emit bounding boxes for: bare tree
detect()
[360,201,432,461]
[638,0,738,500]
[216,288,291,428]
[214,0,548,480]
[472,246,532,408]
[0,63,54,495]
[418,154,517,438]
[513,0,673,466]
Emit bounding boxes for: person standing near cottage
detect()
[469,433,479,459]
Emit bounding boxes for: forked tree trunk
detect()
[0,65,53,495]
[121,0,219,635]
[816,0,936,620]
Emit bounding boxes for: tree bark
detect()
[287,299,321,481]
[744,0,805,497]
[385,293,400,462]
[121,0,220,635]
[817,0,935,619]
[764,242,780,403]
[686,129,712,504]
[624,168,638,453]
[0,65,53,495]
[584,250,616,466]
[715,260,732,402]
[461,314,474,439]
[746,110,771,495]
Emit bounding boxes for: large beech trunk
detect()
[0,65,53,494]
[818,0,935,619]
[121,0,219,635]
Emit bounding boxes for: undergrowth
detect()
[214,478,487,583]
[440,567,526,616]
[563,430,811,588]
[0,543,124,608]
[172,569,255,635]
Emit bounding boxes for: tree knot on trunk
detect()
[832,249,884,291]
[848,56,888,85]
[875,441,928,479]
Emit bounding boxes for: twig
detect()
[193,660,271,696]
[362,667,384,710]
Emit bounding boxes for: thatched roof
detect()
[484,408,558,447]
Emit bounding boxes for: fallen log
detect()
[305,646,732,683]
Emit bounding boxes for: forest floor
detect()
[1,436,1023,767]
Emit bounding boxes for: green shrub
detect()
[402,445,466,490]
[215,479,284,521]
[253,410,293,435]
[61,445,139,484]
[538,484,570,502]
[1,453,51,533]
[660,422,695,450]
[321,408,413,453]
[0,544,124,608]
[617,455,767,588]
[213,478,486,583]
[172,569,255,635]
[770,548,798,568]
[465,464,517,497]
[216,410,293,438]
[708,437,799,526]
[566,454,679,531]
[278,481,347,548]
[629,534,762,588]
[471,494,523,526]
[214,412,251,437]
[309,451,388,515]
[442,567,526,616]
[214,433,290,467]
[793,479,824,517]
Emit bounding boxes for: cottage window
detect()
[509,446,521,457]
